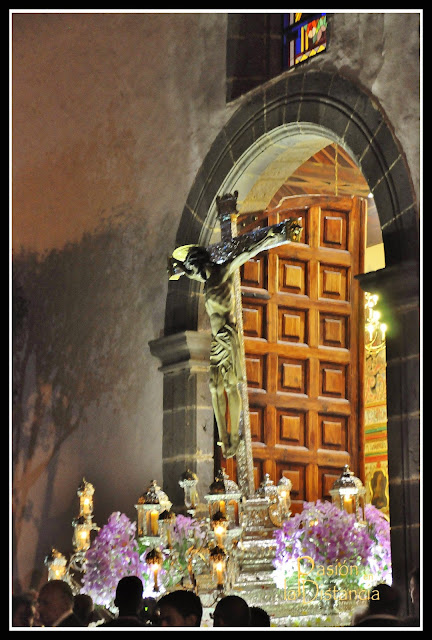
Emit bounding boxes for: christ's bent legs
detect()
[223,373,242,458]
[210,370,229,456]
[210,367,242,458]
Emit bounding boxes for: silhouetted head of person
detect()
[140,597,157,624]
[368,583,401,616]
[249,606,270,626]
[37,580,75,627]
[114,576,143,616]
[156,590,202,627]
[213,595,250,627]
[73,593,94,625]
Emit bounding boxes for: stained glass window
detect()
[283,13,327,69]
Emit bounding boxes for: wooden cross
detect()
[215,193,303,496]
[169,192,302,497]
[216,192,256,498]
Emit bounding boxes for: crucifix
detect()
[168,192,302,497]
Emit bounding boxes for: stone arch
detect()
[152,69,419,610]
[164,69,418,335]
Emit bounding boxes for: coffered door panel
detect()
[223,195,365,512]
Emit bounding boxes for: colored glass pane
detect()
[283,13,327,69]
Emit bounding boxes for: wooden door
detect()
[223,195,366,513]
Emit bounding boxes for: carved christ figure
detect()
[168,206,302,459]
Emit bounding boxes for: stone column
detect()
[357,261,420,615]
[149,331,215,509]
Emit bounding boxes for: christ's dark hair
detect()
[184,246,210,268]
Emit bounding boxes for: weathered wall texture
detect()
[12,11,230,591]
[12,11,420,592]
[321,12,420,204]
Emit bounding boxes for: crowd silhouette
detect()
[11,567,421,628]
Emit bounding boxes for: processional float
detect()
[44,195,375,626]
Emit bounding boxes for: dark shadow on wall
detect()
[12,208,164,591]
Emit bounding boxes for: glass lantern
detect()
[277,476,292,520]
[72,515,92,552]
[179,469,199,513]
[135,480,171,540]
[209,545,227,590]
[330,465,366,523]
[204,470,242,528]
[158,509,175,549]
[44,548,67,581]
[77,478,95,519]
[211,510,228,547]
[256,473,278,502]
[145,548,163,592]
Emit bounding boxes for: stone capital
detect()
[355,260,419,308]
[149,330,211,372]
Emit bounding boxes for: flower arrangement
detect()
[81,511,209,607]
[81,512,156,609]
[273,500,391,599]
[163,514,208,587]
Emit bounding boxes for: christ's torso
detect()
[204,273,236,336]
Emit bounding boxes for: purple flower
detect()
[172,514,205,543]
[273,500,391,589]
[81,512,150,608]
